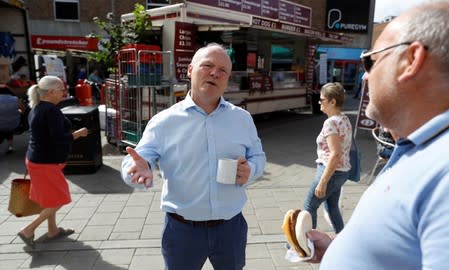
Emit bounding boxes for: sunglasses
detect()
[360,42,412,73]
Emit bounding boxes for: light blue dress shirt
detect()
[121,93,266,221]
[320,108,449,270]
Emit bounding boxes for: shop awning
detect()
[317,46,364,60]
[32,48,95,59]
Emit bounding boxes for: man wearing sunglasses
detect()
[304,2,449,269]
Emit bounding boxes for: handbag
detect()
[347,135,361,182]
[8,175,43,217]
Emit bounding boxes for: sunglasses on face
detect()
[360,42,412,73]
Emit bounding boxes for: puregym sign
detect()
[325,0,371,33]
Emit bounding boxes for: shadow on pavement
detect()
[23,240,127,270]
[0,130,133,194]
[65,164,133,194]
[252,97,377,174]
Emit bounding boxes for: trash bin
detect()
[62,106,102,174]
[57,96,79,109]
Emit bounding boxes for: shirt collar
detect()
[180,91,229,113]
[407,108,449,147]
[180,91,196,110]
[381,109,449,171]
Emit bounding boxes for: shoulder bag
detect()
[347,135,361,182]
[8,174,43,217]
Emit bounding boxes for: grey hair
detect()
[27,75,64,108]
[190,43,230,67]
[397,1,449,71]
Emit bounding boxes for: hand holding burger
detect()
[281,209,313,257]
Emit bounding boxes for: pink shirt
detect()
[316,114,352,171]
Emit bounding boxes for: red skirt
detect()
[25,159,72,208]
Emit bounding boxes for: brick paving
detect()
[0,97,377,269]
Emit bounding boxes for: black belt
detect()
[168,212,225,227]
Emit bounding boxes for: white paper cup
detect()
[217,158,238,184]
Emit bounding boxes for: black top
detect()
[0,86,15,96]
[26,101,73,163]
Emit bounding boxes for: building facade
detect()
[22,0,374,87]
[28,0,146,36]
[26,0,374,49]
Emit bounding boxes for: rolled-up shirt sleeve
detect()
[245,119,266,184]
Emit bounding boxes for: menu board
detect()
[188,0,312,27]
[249,75,263,92]
[261,0,279,19]
[249,74,273,92]
[279,0,311,26]
[251,16,351,43]
[242,0,261,15]
[174,22,196,81]
[262,75,274,92]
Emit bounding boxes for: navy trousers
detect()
[162,212,247,270]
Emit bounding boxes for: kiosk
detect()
[121,1,352,115]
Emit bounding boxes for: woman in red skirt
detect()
[17,75,88,248]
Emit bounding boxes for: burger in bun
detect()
[281,209,313,257]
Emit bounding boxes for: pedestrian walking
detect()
[17,75,88,248]
[306,2,449,269]
[303,82,352,234]
[352,66,364,99]
[121,43,266,269]
[0,85,21,153]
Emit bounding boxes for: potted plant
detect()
[89,3,156,75]
[122,3,153,45]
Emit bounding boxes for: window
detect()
[147,0,170,9]
[54,0,79,21]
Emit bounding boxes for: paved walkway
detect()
[0,97,378,269]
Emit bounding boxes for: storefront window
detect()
[54,0,79,21]
[328,61,359,88]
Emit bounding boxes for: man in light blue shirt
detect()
[306,2,449,269]
[121,43,266,270]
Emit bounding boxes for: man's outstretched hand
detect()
[126,147,153,188]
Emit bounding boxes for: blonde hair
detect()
[321,82,345,108]
[27,75,64,108]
